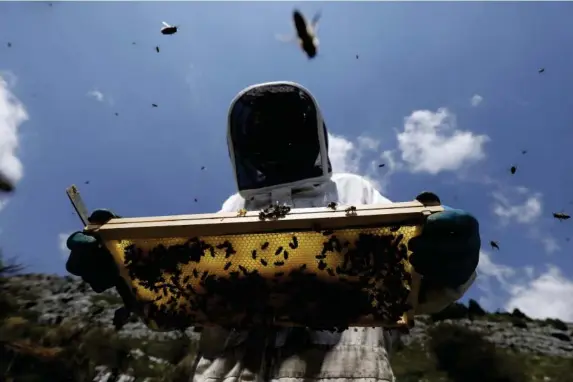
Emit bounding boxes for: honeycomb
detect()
[103,225,422,332]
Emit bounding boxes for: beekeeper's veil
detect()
[227,81,332,197]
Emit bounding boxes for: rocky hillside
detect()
[1,273,572,382]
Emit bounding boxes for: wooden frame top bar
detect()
[87,201,444,241]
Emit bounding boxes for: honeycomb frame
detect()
[83,201,444,332]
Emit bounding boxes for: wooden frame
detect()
[66,185,444,330]
[83,201,444,240]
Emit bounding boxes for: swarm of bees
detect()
[160,21,179,35]
[258,202,292,220]
[120,225,415,331]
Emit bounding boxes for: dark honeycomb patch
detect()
[109,226,420,332]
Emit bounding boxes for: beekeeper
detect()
[66,81,481,382]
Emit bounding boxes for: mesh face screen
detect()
[106,225,422,331]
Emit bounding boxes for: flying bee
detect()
[553,212,570,221]
[161,21,179,35]
[155,46,160,53]
[490,241,500,250]
[276,10,321,59]
[0,172,14,193]
[510,166,517,175]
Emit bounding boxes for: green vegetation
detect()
[391,323,573,382]
[1,256,572,382]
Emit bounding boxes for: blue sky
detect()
[0,1,572,320]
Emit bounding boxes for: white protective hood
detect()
[226,81,333,200]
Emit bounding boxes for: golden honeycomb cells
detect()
[102,224,422,331]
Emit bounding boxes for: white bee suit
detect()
[190,81,474,382]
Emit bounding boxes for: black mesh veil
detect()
[227,82,332,194]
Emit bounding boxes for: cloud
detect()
[540,236,561,254]
[478,251,516,288]
[505,266,573,322]
[0,73,29,190]
[58,232,72,259]
[492,186,542,225]
[87,90,105,102]
[328,133,361,174]
[393,108,489,175]
[327,133,390,192]
[470,94,483,107]
[477,251,573,321]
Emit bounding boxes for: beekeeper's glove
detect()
[408,205,481,290]
[65,209,121,293]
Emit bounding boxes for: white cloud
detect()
[477,251,573,321]
[87,90,104,102]
[506,266,573,321]
[0,74,29,190]
[328,133,361,174]
[327,133,390,192]
[492,187,542,225]
[58,232,72,259]
[394,108,489,175]
[470,94,483,107]
[541,236,561,254]
[478,251,516,287]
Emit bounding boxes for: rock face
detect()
[403,316,573,359]
[7,273,199,341]
[3,274,573,381]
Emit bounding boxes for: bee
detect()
[224,262,232,270]
[327,201,337,210]
[277,10,321,59]
[155,46,160,53]
[553,212,571,221]
[538,68,545,74]
[261,242,270,250]
[275,246,284,256]
[490,241,500,250]
[345,206,357,216]
[0,172,14,193]
[356,54,359,60]
[161,21,179,35]
[293,10,320,59]
[237,208,248,217]
[510,166,517,175]
[378,163,385,168]
[289,236,298,249]
[152,103,158,107]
